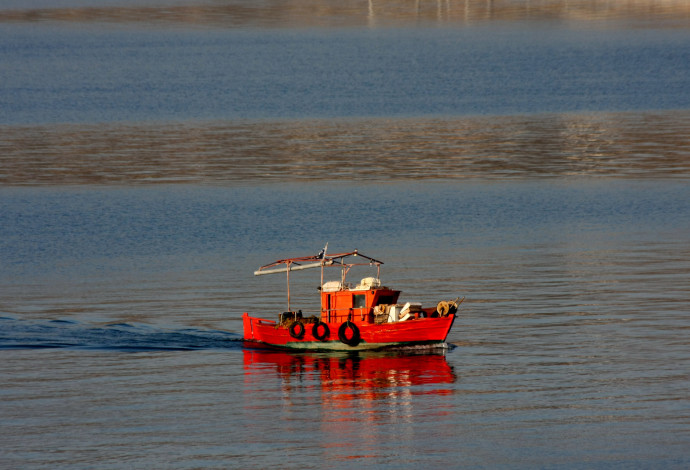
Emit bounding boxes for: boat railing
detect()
[322,306,371,323]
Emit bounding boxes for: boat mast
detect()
[286,260,291,312]
[320,243,328,291]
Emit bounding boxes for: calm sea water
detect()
[2,19,690,124]
[2,1,690,468]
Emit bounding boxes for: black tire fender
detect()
[312,322,330,341]
[338,321,361,347]
[288,322,305,339]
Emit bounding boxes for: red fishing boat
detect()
[242,246,463,351]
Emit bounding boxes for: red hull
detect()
[243,312,456,351]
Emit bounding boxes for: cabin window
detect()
[353,294,366,309]
[377,295,395,305]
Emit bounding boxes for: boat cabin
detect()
[320,277,400,323]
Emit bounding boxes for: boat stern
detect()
[243,312,258,341]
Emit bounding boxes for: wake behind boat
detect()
[242,247,463,351]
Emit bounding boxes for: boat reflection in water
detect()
[243,348,457,400]
[242,348,458,460]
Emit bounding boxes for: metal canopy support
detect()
[253,261,324,276]
[254,249,383,276]
[253,248,384,313]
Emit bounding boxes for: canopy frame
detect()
[254,247,383,312]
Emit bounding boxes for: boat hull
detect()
[242,312,456,351]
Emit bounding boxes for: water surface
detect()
[2,111,690,185]
[2,20,689,124]
[1,1,689,468]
